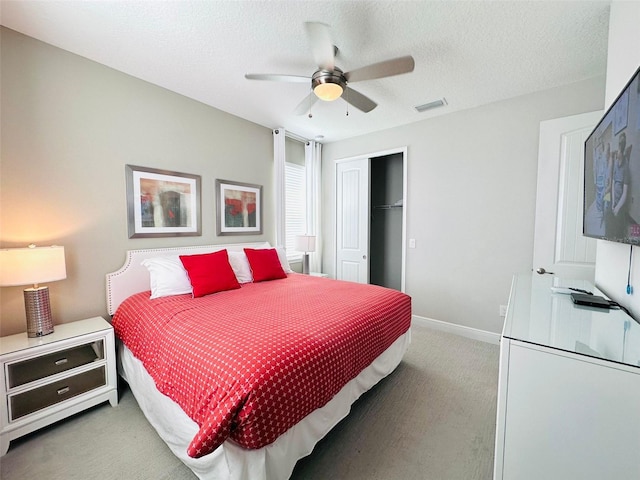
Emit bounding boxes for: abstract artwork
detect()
[216,179,262,235]
[126,165,201,238]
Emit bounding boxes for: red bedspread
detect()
[112,274,411,458]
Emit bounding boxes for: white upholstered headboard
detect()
[105,242,269,316]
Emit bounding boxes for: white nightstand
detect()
[0,316,118,455]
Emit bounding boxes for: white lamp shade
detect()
[314,82,343,101]
[295,235,316,253]
[0,245,67,286]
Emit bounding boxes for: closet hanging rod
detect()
[373,204,403,210]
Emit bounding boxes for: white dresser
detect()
[494,273,640,480]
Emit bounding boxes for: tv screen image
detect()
[584,65,640,245]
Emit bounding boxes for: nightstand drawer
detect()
[9,366,106,421]
[7,340,104,388]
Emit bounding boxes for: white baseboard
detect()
[411,315,501,345]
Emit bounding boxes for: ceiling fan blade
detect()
[343,87,377,113]
[344,55,415,83]
[245,73,310,83]
[304,22,335,70]
[293,92,319,116]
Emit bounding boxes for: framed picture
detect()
[126,165,201,238]
[216,179,263,235]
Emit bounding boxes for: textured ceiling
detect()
[0,1,610,143]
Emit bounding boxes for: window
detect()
[274,131,322,270]
[285,161,306,261]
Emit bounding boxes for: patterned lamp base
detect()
[24,287,55,337]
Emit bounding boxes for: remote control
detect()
[550,286,594,295]
[550,287,573,294]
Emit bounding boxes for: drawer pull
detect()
[57,387,70,395]
[54,358,68,366]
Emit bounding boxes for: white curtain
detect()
[273,128,286,247]
[305,140,323,273]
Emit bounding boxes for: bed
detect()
[106,242,411,480]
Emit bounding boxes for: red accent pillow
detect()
[179,250,241,298]
[244,248,287,282]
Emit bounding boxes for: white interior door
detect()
[533,111,602,280]
[336,158,370,283]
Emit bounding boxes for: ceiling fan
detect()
[245,22,415,115]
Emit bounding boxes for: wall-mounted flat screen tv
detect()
[584,65,640,245]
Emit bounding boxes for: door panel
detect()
[533,111,602,280]
[336,159,369,283]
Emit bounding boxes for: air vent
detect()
[415,98,447,113]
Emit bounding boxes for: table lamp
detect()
[295,235,316,275]
[0,245,67,337]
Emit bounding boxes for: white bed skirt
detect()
[118,329,411,480]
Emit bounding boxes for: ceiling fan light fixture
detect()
[312,68,346,102]
[246,22,414,115]
[314,82,343,101]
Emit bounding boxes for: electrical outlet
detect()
[409,238,416,248]
[499,305,508,317]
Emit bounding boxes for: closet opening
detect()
[370,153,403,290]
[335,147,407,292]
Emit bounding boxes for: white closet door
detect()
[336,158,370,283]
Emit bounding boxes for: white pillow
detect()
[274,246,293,273]
[228,246,292,282]
[228,251,253,283]
[141,255,192,299]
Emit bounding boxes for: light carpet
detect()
[0,325,499,480]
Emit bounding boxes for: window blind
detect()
[285,162,306,260]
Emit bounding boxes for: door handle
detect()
[363,255,367,260]
[536,267,554,275]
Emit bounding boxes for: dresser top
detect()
[504,274,640,369]
[0,317,111,356]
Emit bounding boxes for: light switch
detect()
[409,238,416,248]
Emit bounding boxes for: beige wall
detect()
[0,28,273,335]
[323,76,606,334]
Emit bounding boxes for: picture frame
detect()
[126,165,201,238]
[215,179,263,235]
